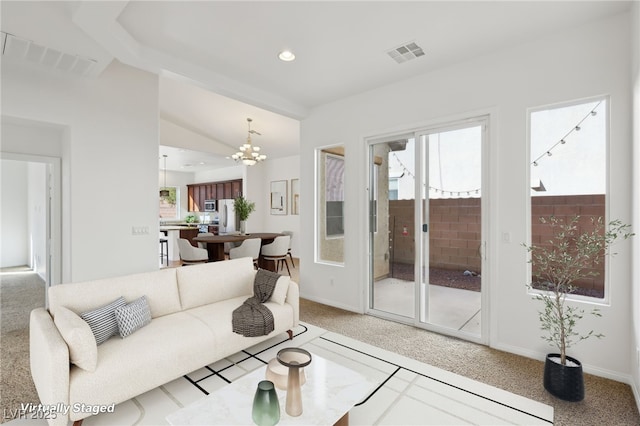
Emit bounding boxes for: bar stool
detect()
[159,238,169,266]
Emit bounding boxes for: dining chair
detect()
[177,238,209,265]
[223,231,242,259]
[229,238,262,269]
[260,235,291,275]
[281,230,295,269]
[196,232,214,250]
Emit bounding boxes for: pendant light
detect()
[159,154,170,198]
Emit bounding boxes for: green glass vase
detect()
[252,380,280,426]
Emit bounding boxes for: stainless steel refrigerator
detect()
[217,199,237,234]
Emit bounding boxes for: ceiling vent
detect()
[386,41,425,64]
[1,31,96,76]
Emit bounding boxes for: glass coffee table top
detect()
[166,351,378,425]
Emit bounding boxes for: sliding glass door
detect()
[369,137,416,320]
[369,118,486,341]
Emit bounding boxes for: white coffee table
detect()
[166,351,379,425]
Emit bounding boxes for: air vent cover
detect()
[1,31,96,76]
[386,41,425,64]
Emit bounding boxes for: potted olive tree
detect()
[234,195,255,234]
[523,215,633,401]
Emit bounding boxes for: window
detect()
[159,187,179,219]
[388,177,399,200]
[529,97,607,298]
[316,147,344,264]
[325,154,345,237]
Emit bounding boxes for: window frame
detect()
[526,95,610,303]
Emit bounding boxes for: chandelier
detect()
[231,118,267,166]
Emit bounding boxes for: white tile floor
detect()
[3,323,552,426]
[373,278,482,334]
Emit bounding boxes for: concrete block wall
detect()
[531,194,606,293]
[388,194,605,293]
[388,198,482,272]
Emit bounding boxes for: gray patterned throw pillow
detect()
[81,297,127,345]
[114,296,152,338]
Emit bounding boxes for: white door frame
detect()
[365,112,493,346]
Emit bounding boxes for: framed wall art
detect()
[270,180,287,215]
[291,178,300,215]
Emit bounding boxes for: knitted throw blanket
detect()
[232,269,280,337]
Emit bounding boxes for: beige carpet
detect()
[1,268,45,423]
[299,298,640,426]
[2,261,638,425]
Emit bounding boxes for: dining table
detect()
[192,232,285,271]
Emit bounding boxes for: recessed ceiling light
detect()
[278,50,295,62]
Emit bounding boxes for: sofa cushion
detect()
[68,311,219,414]
[115,296,152,338]
[49,268,181,319]
[176,257,255,310]
[81,297,126,345]
[54,306,98,372]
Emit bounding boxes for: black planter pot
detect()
[543,353,584,402]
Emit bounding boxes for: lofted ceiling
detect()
[1,1,632,171]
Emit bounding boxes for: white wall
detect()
[301,12,634,380]
[1,160,28,267]
[630,0,640,406]
[2,59,160,282]
[0,160,47,277]
[245,156,301,257]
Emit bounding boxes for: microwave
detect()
[204,200,217,212]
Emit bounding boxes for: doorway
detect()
[0,154,61,296]
[368,117,487,341]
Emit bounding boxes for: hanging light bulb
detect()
[159,155,170,198]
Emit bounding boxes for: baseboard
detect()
[491,342,547,364]
[492,341,635,385]
[299,293,363,314]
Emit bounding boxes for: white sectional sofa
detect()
[29,257,299,426]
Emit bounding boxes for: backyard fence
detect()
[388,194,605,295]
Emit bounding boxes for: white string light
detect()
[531,100,602,167]
[391,152,481,197]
